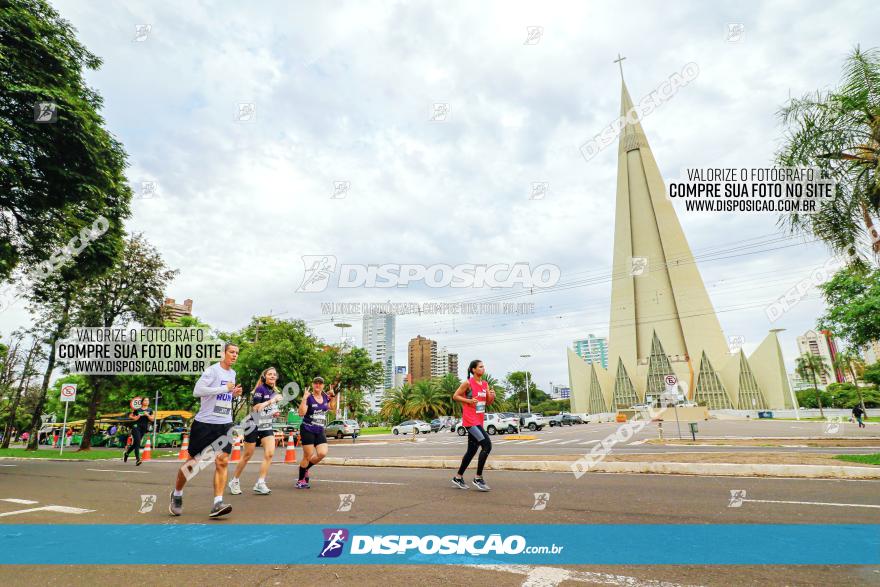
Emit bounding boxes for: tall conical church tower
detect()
[567,70,794,412]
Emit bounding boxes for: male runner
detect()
[169,343,242,518]
[123,397,154,465]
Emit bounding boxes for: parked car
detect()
[326,419,360,439]
[392,420,432,435]
[455,413,518,436]
[548,413,572,427]
[430,418,453,433]
[519,412,547,431]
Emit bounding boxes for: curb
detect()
[321,457,880,479]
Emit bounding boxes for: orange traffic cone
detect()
[177,434,190,461]
[284,432,297,464]
[141,438,152,462]
[230,436,241,462]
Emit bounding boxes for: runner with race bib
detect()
[169,343,242,518]
[451,359,496,491]
[295,376,337,489]
[229,367,282,495]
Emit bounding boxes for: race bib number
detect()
[257,405,274,431]
[311,411,327,428]
[476,401,486,414]
[214,391,232,417]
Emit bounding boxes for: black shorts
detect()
[187,420,233,458]
[299,426,327,446]
[244,428,275,444]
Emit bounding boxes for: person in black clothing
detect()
[124,398,155,465]
[852,404,867,429]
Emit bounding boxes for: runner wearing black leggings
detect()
[451,359,496,491]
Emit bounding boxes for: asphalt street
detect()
[1,457,878,586]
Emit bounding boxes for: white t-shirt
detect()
[193,362,236,424]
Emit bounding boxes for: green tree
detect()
[0,0,130,280]
[379,385,413,423]
[436,373,462,417]
[818,266,880,348]
[776,46,880,263]
[832,349,867,413]
[407,379,447,421]
[795,353,831,418]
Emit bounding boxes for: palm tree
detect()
[777,46,880,263]
[832,349,867,413]
[407,379,447,421]
[796,353,831,417]
[436,373,461,416]
[379,384,413,423]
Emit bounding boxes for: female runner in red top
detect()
[451,359,496,491]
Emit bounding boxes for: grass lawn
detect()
[0,448,177,460]
[834,453,880,466]
[359,427,392,435]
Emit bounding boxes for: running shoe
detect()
[295,479,309,489]
[228,478,242,495]
[472,477,491,491]
[136,458,142,466]
[168,491,183,516]
[209,501,232,518]
[451,477,468,490]
[253,481,271,495]
[123,450,129,463]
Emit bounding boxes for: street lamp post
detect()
[334,322,352,420]
[520,354,532,414]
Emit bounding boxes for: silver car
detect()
[392,420,432,435]
[325,419,360,439]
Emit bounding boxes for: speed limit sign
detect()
[130,396,143,410]
[60,383,77,402]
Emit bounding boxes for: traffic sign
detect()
[130,397,143,410]
[663,374,678,387]
[60,384,77,403]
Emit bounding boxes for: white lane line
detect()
[0,464,17,467]
[0,505,94,518]
[508,440,538,445]
[558,439,583,445]
[535,439,560,445]
[577,439,601,445]
[468,564,702,587]
[1,498,38,504]
[743,498,880,509]
[87,468,148,474]
[315,479,408,486]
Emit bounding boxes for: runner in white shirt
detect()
[169,343,242,518]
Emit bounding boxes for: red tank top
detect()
[461,377,489,427]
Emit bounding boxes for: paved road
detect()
[1,458,878,585]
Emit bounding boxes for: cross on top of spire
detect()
[613,53,626,80]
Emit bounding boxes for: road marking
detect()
[577,439,601,445]
[87,468,148,474]
[743,498,880,509]
[315,479,408,485]
[0,505,94,518]
[535,439,560,445]
[469,564,702,586]
[508,440,538,445]
[1,498,38,504]
[558,439,583,445]
[0,464,17,467]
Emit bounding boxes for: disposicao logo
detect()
[319,528,349,558]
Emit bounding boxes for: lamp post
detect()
[520,354,532,414]
[334,322,352,419]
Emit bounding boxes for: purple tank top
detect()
[302,393,330,433]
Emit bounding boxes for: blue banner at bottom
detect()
[0,524,877,565]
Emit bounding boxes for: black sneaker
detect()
[472,477,491,491]
[209,501,232,518]
[168,491,183,516]
[136,458,142,466]
[451,477,468,490]
[123,451,129,463]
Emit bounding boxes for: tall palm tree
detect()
[379,384,413,423]
[777,46,880,263]
[407,379,447,421]
[796,353,831,418]
[832,349,867,413]
[436,373,461,416]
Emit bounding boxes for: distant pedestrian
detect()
[852,405,866,428]
[124,397,155,465]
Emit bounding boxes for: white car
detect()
[456,413,519,436]
[519,413,548,431]
[392,420,432,435]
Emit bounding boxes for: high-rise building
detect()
[567,72,791,413]
[408,335,437,383]
[550,384,571,400]
[362,313,396,412]
[573,335,608,369]
[162,298,193,321]
[447,353,459,379]
[796,329,852,386]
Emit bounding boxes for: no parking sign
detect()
[60,383,77,402]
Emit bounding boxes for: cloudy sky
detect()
[3,0,878,392]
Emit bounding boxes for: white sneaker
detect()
[253,480,271,495]
[228,478,242,495]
